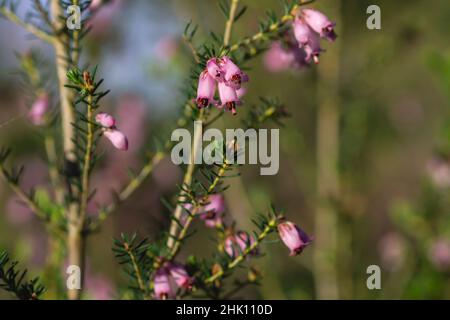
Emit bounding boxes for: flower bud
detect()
[95,112,116,128]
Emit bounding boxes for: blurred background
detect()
[0,0,449,299]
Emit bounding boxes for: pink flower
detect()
[264,42,307,72]
[224,231,257,258]
[167,263,192,290]
[199,194,225,228]
[278,221,312,256]
[28,94,50,126]
[293,19,322,64]
[207,58,225,82]
[89,0,102,10]
[103,128,128,151]
[222,56,249,90]
[429,239,450,271]
[218,82,241,115]
[95,112,116,128]
[153,269,176,300]
[196,70,217,109]
[301,8,337,42]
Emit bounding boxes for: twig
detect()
[223,0,239,47]
[124,242,149,299]
[205,218,277,284]
[0,6,53,43]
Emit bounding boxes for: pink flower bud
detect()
[301,8,337,42]
[196,70,217,109]
[103,128,128,151]
[277,221,312,256]
[95,112,116,128]
[222,56,249,90]
[167,263,192,290]
[218,82,241,115]
[153,269,176,300]
[28,94,50,126]
[199,194,225,228]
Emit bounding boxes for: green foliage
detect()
[0,251,46,300]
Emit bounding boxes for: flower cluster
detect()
[95,112,129,151]
[196,56,248,115]
[264,8,337,71]
[153,262,192,300]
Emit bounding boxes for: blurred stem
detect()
[45,134,64,205]
[313,0,342,300]
[167,109,205,250]
[0,6,52,42]
[51,0,77,163]
[224,0,239,47]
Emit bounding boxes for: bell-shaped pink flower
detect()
[429,239,450,271]
[293,18,313,46]
[278,221,312,256]
[207,58,225,82]
[103,128,128,151]
[301,8,337,42]
[167,263,192,290]
[218,82,241,115]
[153,269,176,300]
[28,94,50,126]
[95,112,116,128]
[196,70,217,109]
[199,194,225,228]
[222,56,249,90]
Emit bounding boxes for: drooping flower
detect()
[167,263,193,290]
[222,56,249,90]
[277,221,312,256]
[224,231,257,258]
[207,58,225,82]
[199,194,225,228]
[28,93,50,126]
[293,18,323,64]
[95,112,116,128]
[153,269,176,300]
[301,8,337,42]
[196,70,217,109]
[103,128,128,151]
[218,82,241,115]
[264,41,308,72]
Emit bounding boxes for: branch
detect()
[204,217,277,284]
[223,0,239,47]
[0,6,53,43]
[0,160,49,222]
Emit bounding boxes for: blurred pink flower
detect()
[429,239,450,271]
[199,194,225,228]
[103,128,128,151]
[167,262,192,290]
[95,112,116,128]
[224,231,257,258]
[28,93,50,126]
[153,268,176,300]
[263,42,307,72]
[85,274,114,300]
[427,157,450,189]
[154,37,179,62]
[88,0,123,37]
[378,232,406,271]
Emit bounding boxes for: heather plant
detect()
[0,0,338,300]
